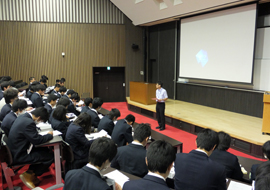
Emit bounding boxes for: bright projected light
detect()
[179,4,257,83]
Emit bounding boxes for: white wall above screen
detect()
[179,4,257,84]
[110,0,257,26]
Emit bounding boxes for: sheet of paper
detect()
[98,114,104,119]
[39,130,62,136]
[76,100,84,106]
[85,130,111,140]
[104,170,129,188]
[37,122,52,131]
[76,107,82,112]
[227,181,252,190]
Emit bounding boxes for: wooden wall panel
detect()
[0,21,125,96]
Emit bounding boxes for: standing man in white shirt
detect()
[155,81,168,131]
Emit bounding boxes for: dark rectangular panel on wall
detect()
[148,25,159,83]
[177,83,264,118]
[158,22,176,99]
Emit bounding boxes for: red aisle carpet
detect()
[0,102,266,190]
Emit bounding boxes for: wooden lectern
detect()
[130,82,156,105]
[262,92,270,133]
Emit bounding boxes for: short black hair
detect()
[35,84,46,92]
[41,75,48,80]
[29,77,35,82]
[70,93,80,102]
[157,81,163,87]
[134,123,151,143]
[108,108,121,120]
[59,86,67,93]
[0,76,11,82]
[40,78,47,83]
[196,129,219,151]
[125,114,135,124]
[67,89,76,96]
[92,97,103,109]
[11,99,28,112]
[255,175,270,190]
[73,112,92,130]
[4,88,18,104]
[1,81,10,91]
[48,94,58,103]
[57,97,70,107]
[88,137,117,167]
[9,81,15,87]
[147,140,175,173]
[256,162,270,189]
[29,81,39,92]
[52,105,67,121]
[262,141,270,159]
[56,79,60,83]
[84,98,93,107]
[31,107,49,122]
[60,78,66,82]
[216,131,231,151]
[54,84,61,88]
[60,79,65,84]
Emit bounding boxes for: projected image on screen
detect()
[179,4,257,83]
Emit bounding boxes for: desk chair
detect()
[61,141,74,178]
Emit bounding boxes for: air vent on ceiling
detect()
[153,0,168,10]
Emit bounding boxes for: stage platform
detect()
[126,97,270,158]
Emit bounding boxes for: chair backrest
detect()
[61,141,74,163]
[0,144,13,165]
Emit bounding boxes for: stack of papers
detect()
[37,123,52,131]
[76,100,84,106]
[76,107,82,112]
[85,130,111,140]
[104,170,129,188]
[39,130,62,136]
[98,114,104,119]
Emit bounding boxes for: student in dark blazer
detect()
[0,88,18,122]
[26,81,39,99]
[59,86,67,98]
[63,137,119,190]
[48,97,70,124]
[39,77,47,89]
[123,140,175,190]
[7,107,53,189]
[111,114,135,147]
[30,84,45,108]
[44,94,58,115]
[254,161,270,190]
[210,131,244,181]
[98,108,120,135]
[0,81,11,101]
[50,84,61,98]
[67,93,80,116]
[111,123,151,177]
[86,97,103,128]
[81,97,93,113]
[250,140,270,182]
[1,99,28,137]
[65,113,94,169]
[174,129,226,190]
[51,105,70,139]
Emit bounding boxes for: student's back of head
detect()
[40,78,47,84]
[4,88,18,104]
[196,128,218,151]
[133,123,151,144]
[29,81,39,92]
[35,84,46,92]
[73,112,92,131]
[31,107,49,123]
[1,81,10,91]
[262,140,270,160]
[108,108,121,120]
[11,99,28,112]
[84,97,93,107]
[54,84,61,89]
[92,97,103,109]
[57,97,70,108]
[52,105,67,121]
[216,131,231,151]
[147,140,175,175]
[48,94,58,104]
[256,162,270,190]
[29,77,35,83]
[67,89,75,96]
[41,75,48,80]
[88,137,117,167]
[125,114,135,125]
[59,86,67,94]
[70,93,80,102]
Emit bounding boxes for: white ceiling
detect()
[110,0,261,26]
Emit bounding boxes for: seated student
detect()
[39,78,47,88]
[28,76,36,90]
[174,128,226,190]
[0,81,11,101]
[111,114,135,147]
[98,108,121,136]
[49,97,70,123]
[66,89,75,100]
[50,84,61,98]
[65,113,94,169]
[123,140,175,190]
[81,97,93,113]
[44,94,58,115]
[7,107,53,189]
[30,84,45,108]
[1,99,27,137]
[26,81,39,99]
[63,137,120,190]
[0,88,18,122]
[86,97,103,128]
[250,140,270,182]
[210,131,244,181]
[67,93,80,116]
[111,123,151,177]
[59,78,65,86]
[255,162,270,190]
[51,105,70,139]
[59,86,67,97]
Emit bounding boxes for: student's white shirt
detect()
[148,172,166,181]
